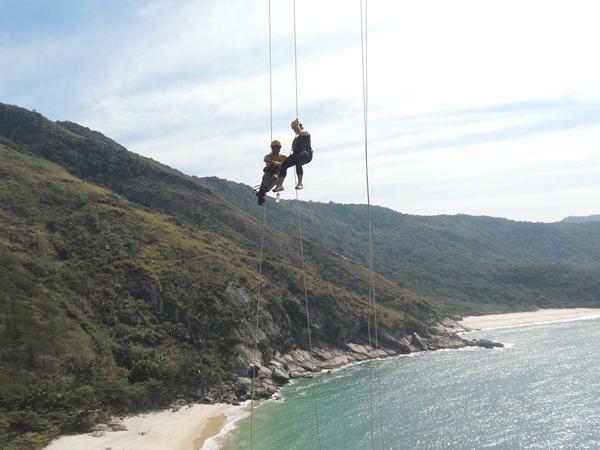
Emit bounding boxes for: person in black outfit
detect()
[272,119,312,191]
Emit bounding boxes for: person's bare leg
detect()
[295,174,303,189]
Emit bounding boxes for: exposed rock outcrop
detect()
[89,417,128,434]
[222,285,504,402]
[228,329,503,402]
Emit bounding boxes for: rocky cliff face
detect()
[223,285,502,402]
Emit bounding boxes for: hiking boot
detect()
[257,196,265,206]
[273,185,284,192]
[295,182,303,190]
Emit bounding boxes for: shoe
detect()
[257,197,265,206]
[273,185,284,192]
[295,182,303,190]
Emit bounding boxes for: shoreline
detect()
[458,308,600,330]
[44,403,230,450]
[45,308,600,449]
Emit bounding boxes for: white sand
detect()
[459,308,600,330]
[44,403,229,450]
[42,309,600,449]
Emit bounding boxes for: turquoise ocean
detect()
[206,316,600,449]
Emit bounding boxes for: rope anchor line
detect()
[250,1,385,449]
[360,0,386,448]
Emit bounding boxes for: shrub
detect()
[8,411,40,432]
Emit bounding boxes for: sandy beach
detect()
[42,309,600,449]
[44,403,230,450]
[459,308,600,330]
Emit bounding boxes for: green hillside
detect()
[0,141,252,448]
[0,103,436,448]
[1,102,599,448]
[201,177,600,315]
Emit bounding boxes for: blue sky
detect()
[1,0,599,223]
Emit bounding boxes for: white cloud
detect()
[2,0,600,222]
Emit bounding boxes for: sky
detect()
[1,0,599,223]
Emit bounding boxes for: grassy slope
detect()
[0,103,435,448]
[0,143,255,447]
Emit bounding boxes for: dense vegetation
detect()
[201,177,600,315]
[0,143,255,448]
[1,102,599,448]
[0,103,433,448]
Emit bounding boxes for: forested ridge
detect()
[1,102,599,448]
[201,177,600,314]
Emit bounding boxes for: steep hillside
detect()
[2,102,599,448]
[201,174,600,315]
[1,103,443,448]
[0,142,254,448]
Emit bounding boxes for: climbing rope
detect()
[269,0,274,141]
[293,0,299,120]
[251,1,323,449]
[294,187,323,450]
[249,202,268,450]
[250,3,383,449]
[360,0,386,448]
[292,1,323,448]
[249,1,275,448]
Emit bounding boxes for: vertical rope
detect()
[250,202,268,450]
[295,193,323,450]
[359,2,375,446]
[292,2,322,449]
[293,0,299,120]
[360,0,385,448]
[269,0,273,141]
[249,2,274,448]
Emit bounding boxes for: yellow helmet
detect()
[270,139,282,147]
[291,119,302,129]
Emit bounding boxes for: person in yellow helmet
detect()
[272,119,312,192]
[256,139,287,205]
